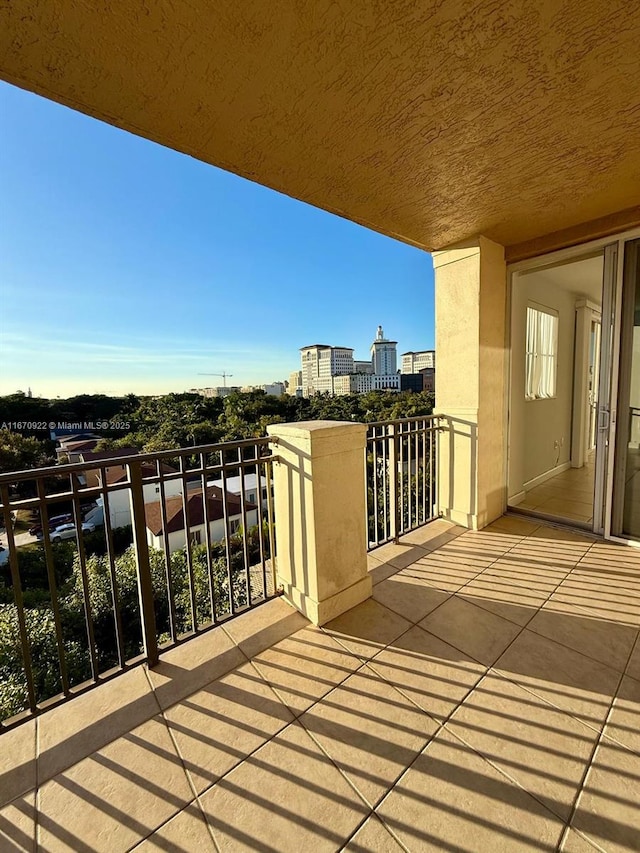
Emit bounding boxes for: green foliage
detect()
[0,524,270,721]
[0,605,88,719]
[0,429,54,476]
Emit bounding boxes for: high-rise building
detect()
[370,326,397,376]
[287,370,303,396]
[300,344,354,396]
[401,350,435,373]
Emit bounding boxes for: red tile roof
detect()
[144,486,253,536]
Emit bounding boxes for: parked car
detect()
[30,513,74,537]
[0,546,8,567]
[49,522,93,543]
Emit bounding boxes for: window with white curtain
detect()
[525,305,558,400]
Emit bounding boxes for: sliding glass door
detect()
[609,239,640,541]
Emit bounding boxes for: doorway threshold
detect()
[505,507,601,540]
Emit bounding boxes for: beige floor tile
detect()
[571,740,640,853]
[343,814,404,851]
[38,715,193,852]
[560,828,605,851]
[132,800,215,851]
[0,719,36,808]
[585,541,640,572]
[505,543,584,569]
[625,637,640,681]
[400,529,459,551]
[300,666,439,807]
[366,554,400,585]
[460,525,523,554]
[603,674,640,755]
[460,576,549,626]
[372,573,450,623]
[485,516,541,537]
[199,722,368,852]
[418,596,522,665]
[251,625,361,716]
[485,556,568,582]
[447,672,600,821]
[38,666,159,784]
[323,599,411,661]
[366,541,428,571]
[367,625,486,721]
[222,597,309,659]
[527,606,637,673]
[419,540,502,569]
[494,630,620,730]
[164,661,293,795]
[559,573,640,599]
[0,791,35,852]
[147,625,245,711]
[402,558,481,593]
[377,728,564,851]
[548,581,640,628]
[528,527,595,548]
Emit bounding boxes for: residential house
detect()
[144,486,259,553]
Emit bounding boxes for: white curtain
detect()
[526,307,557,400]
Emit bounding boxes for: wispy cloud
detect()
[0,332,263,366]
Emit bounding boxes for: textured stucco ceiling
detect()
[2,1,640,251]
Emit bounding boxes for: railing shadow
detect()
[0,523,638,852]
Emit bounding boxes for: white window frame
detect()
[525,303,559,401]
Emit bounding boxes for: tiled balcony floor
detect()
[2,516,639,852]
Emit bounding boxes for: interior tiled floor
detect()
[513,452,596,525]
[1,516,639,852]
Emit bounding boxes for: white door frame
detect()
[507,226,640,546]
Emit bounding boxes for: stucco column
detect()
[434,236,508,529]
[266,420,372,625]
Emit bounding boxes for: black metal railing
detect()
[0,437,279,729]
[366,416,441,550]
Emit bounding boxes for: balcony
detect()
[0,515,638,850]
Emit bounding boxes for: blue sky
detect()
[0,82,434,398]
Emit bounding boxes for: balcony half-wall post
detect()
[434,236,508,530]
[266,420,372,626]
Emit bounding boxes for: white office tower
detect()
[401,350,435,373]
[300,344,354,396]
[370,325,398,376]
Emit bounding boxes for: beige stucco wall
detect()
[434,237,507,529]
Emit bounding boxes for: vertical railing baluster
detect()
[265,454,277,595]
[0,486,36,714]
[201,453,217,625]
[36,480,69,693]
[127,459,159,667]
[71,473,99,681]
[389,423,399,542]
[219,449,235,616]
[157,464,177,643]
[237,448,252,608]
[100,474,125,669]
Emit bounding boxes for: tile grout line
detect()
[554,630,640,852]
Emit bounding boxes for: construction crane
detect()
[198,371,234,387]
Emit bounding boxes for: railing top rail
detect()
[0,435,276,485]
[366,414,442,429]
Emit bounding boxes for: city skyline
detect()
[0,82,435,399]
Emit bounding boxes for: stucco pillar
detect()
[433,236,508,529]
[266,420,372,625]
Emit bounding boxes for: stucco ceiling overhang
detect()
[2,1,640,252]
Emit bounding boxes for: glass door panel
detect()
[610,239,640,540]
